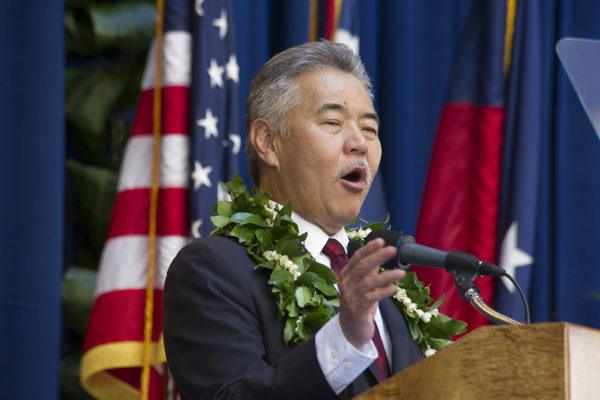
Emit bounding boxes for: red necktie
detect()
[322,238,392,381]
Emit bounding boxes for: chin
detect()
[330,205,362,228]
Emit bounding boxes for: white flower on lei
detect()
[263,250,277,261]
[393,287,408,301]
[262,251,301,280]
[406,303,418,313]
[347,227,372,241]
[295,315,305,333]
[264,203,279,226]
[421,312,432,323]
[424,346,437,358]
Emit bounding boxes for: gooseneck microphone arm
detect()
[352,229,531,325]
[454,272,523,326]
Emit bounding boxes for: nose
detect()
[344,124,368,155]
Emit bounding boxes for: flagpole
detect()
[504,0,517,74]
[309,0,318,42]
[141,0,165,398]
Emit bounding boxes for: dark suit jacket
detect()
[164,236,423,399]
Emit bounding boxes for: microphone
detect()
[347,229,505,277]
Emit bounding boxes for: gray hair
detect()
[245,40,373,185]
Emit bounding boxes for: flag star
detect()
[207,59,224,88]
[191,219,203,238]
[195,0,204,16]
[191,161,212,190]
[196,108,219,139]
[335,29,359,55]
[499,222,533,293]
[213,9,228,39]
[225,54,239,83]
[228,134,241,155]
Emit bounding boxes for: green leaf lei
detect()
[210,177,467,356]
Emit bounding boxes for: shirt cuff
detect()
[315,314,377,394]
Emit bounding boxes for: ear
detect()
[249,118,280,168]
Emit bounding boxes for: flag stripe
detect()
[84,289,164,349]
[415,103,504,328]
[117,135,189,190]
[107,188,188,238]
[95,236,188,297]
[141,31,192,90]
[131,87,190,136]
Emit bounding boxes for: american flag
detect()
[81,0,239,398]
[190,0,240,237]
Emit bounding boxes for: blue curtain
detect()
[2,0,600,396]
[532,0,600,326]
[233,0,600,329]
[0,0,65,397]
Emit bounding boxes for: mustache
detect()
[333,159,373,184]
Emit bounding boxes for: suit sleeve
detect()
[163,237,338,400]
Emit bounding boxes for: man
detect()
[164,41,422,399]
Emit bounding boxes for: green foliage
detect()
[67,160,117,265]
[212,177,338,345]
[66,1,156,55]
[394,272,467,353]
[62,267,98,335]
[212,178,467,353]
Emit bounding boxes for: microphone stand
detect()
[453,271,523,326]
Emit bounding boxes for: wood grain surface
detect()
[355,323,600,400]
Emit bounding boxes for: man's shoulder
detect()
[168,235,257,280]
[183,235,250,257]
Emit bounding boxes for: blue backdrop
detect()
[230,0,600,327]
[0,0,65,397]
[1,0,600,396]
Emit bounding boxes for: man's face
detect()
[273,68,381,234]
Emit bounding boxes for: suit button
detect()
[344,362,353,370]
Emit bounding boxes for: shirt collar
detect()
[291,210,349,259]
[268,201,349,257]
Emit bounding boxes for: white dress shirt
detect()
[289,210,392,394]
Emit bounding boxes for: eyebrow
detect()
[316,103,380,125]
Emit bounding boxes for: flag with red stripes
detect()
[412,1,508,330]
[81,1,239,398]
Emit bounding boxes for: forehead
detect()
[293,68,374,112]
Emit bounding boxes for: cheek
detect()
[369,143,382,172]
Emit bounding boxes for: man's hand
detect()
[338,238,405,349]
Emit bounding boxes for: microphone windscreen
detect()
[364,229,403,246]
[365,229,414,270]
[361,229,405,269]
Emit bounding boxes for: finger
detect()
[344,268,405,299]
[342,245,397,280]
[363,284,399,304]
[360,269,406,292]
[348,238,386,261]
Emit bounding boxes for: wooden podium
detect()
[356,323,600,400]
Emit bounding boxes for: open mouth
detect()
[339,167,368,192]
